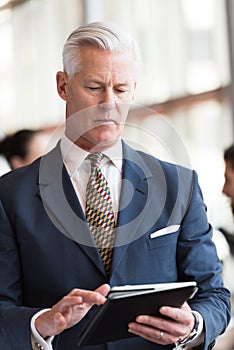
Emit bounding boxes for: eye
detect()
[86,86,103,95]
[115,88,129,94]
[88,86,101,90]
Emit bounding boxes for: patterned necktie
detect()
[86,153,115,275]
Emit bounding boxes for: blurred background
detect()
[1,1,234,346]
[0,0,234,290]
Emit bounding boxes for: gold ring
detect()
[157,330,164,340]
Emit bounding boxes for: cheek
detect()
[68,87,97,110]
[230,184,234,195]
[226,183,234,198]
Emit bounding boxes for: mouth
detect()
[94,119,117,125]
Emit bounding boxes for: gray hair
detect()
[62,21,142,76]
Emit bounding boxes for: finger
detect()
[61,295,84,306]
[159,302,191,320]
[134,314,172,336]
[69,284,110,303]
[128,322,169,344]
[54,312,68,326]
[52,295,87,316]
[158,305,195,337]
[67,289,107,305]
[134,314,187,339]
[129,321,183,345]
[94,283,110,297]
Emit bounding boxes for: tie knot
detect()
[87,152,104,169]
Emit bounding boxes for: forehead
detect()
[78,46,136,77]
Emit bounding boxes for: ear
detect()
[10,155,25,169]
[56,71,69,101]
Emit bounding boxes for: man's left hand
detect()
[128,302,195,345]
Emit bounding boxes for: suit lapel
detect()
[111,143,156,276]
[37,141,165,278]
[38,143,106,276]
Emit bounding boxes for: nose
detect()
[222,185,226,195]
[222,182,228,196]
[99,89,116,111]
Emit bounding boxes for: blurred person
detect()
[221,144,234,256]
[212,144,234,350]
[0,22,231,350]
[0,128,51,170]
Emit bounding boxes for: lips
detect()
[94,119,117,125]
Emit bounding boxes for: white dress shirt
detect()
[60,134,123,219]
[31,135,204,350]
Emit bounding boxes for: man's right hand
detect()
[35,283,110,338]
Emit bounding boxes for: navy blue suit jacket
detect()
[0,141,230,350]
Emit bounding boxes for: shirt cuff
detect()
[31,309,54,350]
[173,310,204,349]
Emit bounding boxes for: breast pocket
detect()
[146,229,179,250]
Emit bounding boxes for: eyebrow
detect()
[84,78,132,86]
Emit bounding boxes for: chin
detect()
[94,128,120,143]
[93,137,119,149]
[79,127,121,151]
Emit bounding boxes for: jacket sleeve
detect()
[177,170,231,350]
[0,199,41,350]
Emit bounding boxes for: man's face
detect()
[56,46,136,151]
[222,160,234,214]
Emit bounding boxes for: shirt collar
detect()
[60,133,123,176]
